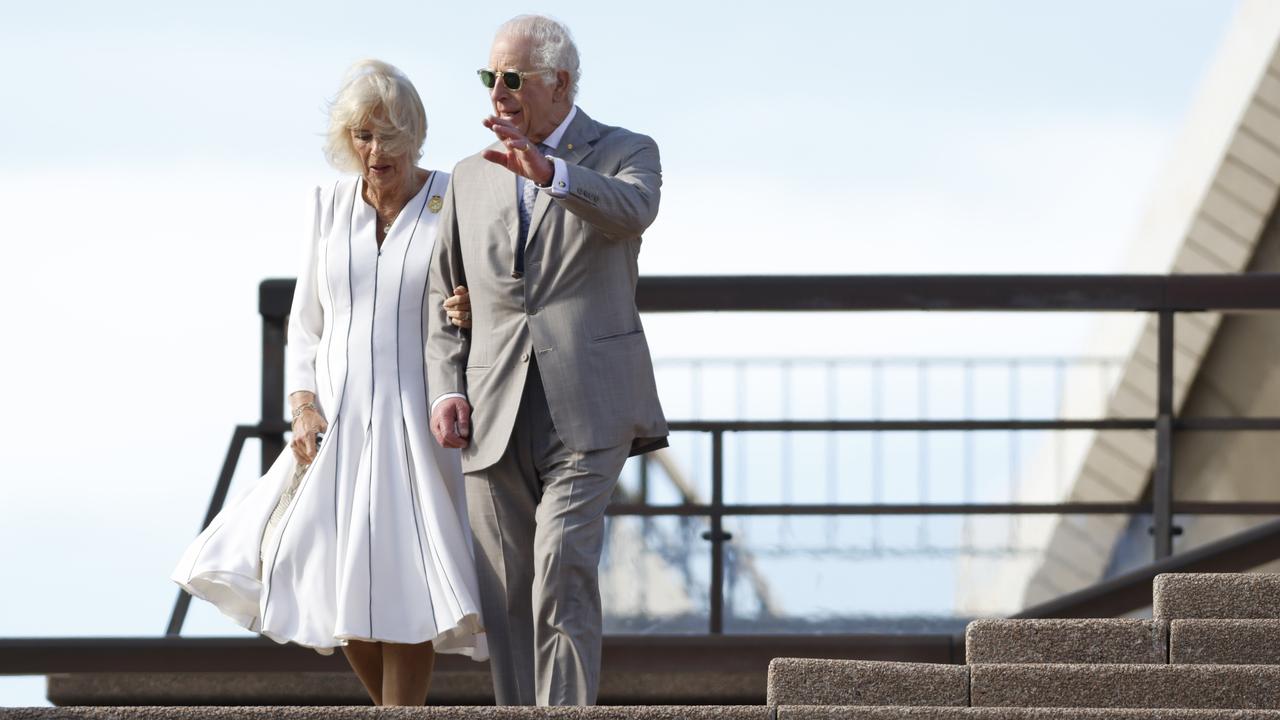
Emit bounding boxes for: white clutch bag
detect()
[256,434,320,578]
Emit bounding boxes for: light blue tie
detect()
[515,143,549,278]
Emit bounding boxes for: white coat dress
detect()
[171,172,487,659]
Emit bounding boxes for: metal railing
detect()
[167,274,1280,636]
[648,356,1125,546]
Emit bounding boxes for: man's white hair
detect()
[323,59,427,173]
[497,14,581,102]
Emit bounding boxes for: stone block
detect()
[965,619,1166,665]
[767,659,968,707]
[1154,573,1280,620]
[1171,619,1280,664]
[776,708,1280,720]
[970,663,1280,709]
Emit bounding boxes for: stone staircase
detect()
[8,574,1280,719]
[767,573,1280,718]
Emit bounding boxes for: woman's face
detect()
[350,120,413,193]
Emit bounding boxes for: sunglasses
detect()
[477,67,548,92]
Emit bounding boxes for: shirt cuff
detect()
[431,392,467,413]
[539,156,569,197]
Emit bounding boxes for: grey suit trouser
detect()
[465,360,630,706]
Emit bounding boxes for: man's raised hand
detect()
[481,115,554,186]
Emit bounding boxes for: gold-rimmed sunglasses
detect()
[477,67,550,91]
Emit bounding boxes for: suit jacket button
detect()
[511,271,523,279]
[521,353,530,362]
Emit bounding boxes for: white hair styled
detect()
[496,14,581,102]
[323,59,427,173]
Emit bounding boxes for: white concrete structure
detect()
[960,0,1280,616]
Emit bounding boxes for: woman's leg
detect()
[381,641,436,706]
[342,639,384,705]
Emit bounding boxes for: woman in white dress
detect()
[171,59,486,706]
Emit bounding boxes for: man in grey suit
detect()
[426,14,668,707]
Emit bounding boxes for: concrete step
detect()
[965,619,1167,664]
[10,710,1280,720]
[1171,619,1280,664]
[1155,573,1280,620]
[766,659,968,707]
[0,709,767,719]
[970,663,1280,708]
[775,709,1280,719]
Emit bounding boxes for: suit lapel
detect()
[526,110,601,243]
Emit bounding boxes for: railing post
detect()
[1153,310,1176,560]
[708,430,726,634]
[638,454,650,503]
[261,302,287,474]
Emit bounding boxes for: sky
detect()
[0,0,1243,707]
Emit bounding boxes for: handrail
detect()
[164,274,1280,636]
[259,274,1280,316]
[0,634,961,674]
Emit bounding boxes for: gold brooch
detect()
[428,196,444,213]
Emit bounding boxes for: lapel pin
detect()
[567,143,574,151]
[428,196,444,213]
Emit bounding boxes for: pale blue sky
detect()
[0,0,1241,707]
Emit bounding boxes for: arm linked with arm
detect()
[424,181,470,403]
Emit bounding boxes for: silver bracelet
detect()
[291,402,317,422]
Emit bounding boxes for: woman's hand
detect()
[443,285,473,329]
[289,391,328,466]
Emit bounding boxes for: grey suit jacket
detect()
[426,108,668,472]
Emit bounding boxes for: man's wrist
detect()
[431,392,468,413]
[535,161,555,188]
[541,157,569,197]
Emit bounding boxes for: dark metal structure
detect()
[0,634,959,675]
[159,274,1280,640]
[2,634,959,705]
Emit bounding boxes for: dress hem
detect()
[170,575,489,661]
